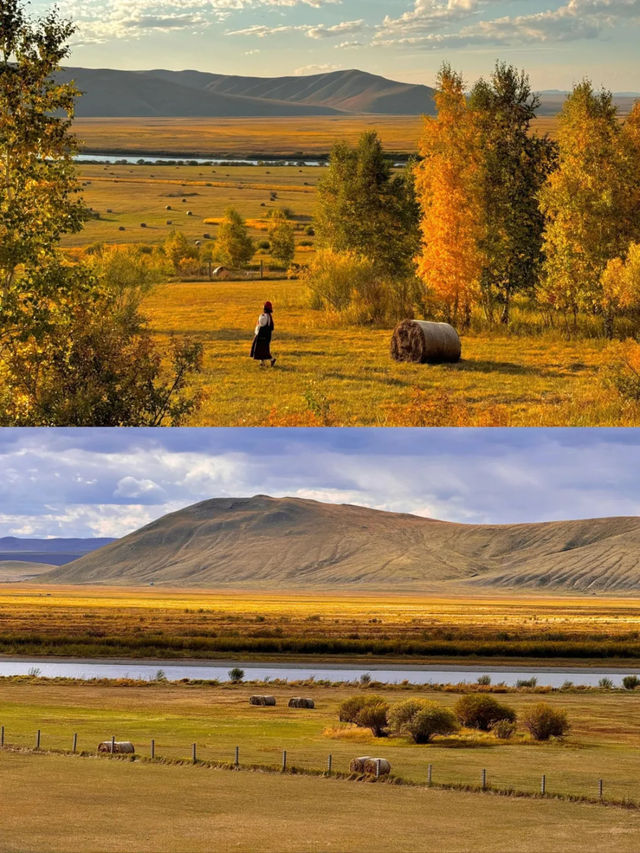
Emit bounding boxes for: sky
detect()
[26,0,639,91]
[1,428,640,539]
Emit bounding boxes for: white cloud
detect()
[293,63,341,74]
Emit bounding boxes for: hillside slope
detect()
[60,68,436,117]
[43,496,640,592]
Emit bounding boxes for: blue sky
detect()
[1,428,640,538]
[28,0,639,90]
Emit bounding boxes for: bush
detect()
[491,719,517,740]
[598,677,614,689]
[228,667,244,683]
[516,677,538,688]
[622,675,640,690]
[477,675,491,686]
[338,694,389,737]
[454,695,517,731]
[389,699,458,744]
[522,703,570,741]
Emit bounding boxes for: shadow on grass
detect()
[449,359,550,377]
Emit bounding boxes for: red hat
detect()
[264,301,273,312]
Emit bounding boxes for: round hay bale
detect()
[288,697,315,709]
[390,320,461,364]
[263,696,276,706]
[250,695,276,706]
[364,758,391,776]
[349,756,372,774]
[98,741,135,754]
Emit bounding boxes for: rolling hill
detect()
[58,68,436,117]
[0,537,115,567]
[42,496,640,593]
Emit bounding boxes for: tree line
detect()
[312,62,640,337]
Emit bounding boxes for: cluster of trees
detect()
[339,693,570,743]
[164,208,297,279]
[312,62,640,338]
[0,0,203,425]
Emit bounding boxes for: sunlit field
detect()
[4,585,640,662]
[4,750,638,853]
[72,116,570,160]
[142,278,637,427]
[3,680,640,811]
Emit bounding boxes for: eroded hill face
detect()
[43,496,640,593]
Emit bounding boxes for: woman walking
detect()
[250,301,277,367]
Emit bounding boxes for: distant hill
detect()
[42,496,640,593]
[0,537,115,567]
[58,68,437,117]
[0,561,56,582]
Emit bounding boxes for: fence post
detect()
[235,746,239,767]
[282,750,287,772]
[192,743,197,764]
[1,725,4,748]
[111,735,115,755]
[327,754,333,775]
[72,733,78,754]
[151,739,155,760]
[428,764,433,786]
[36,729,41,750]
[541,774,546,795]
[482,769,487,790]
[599,779,603,800]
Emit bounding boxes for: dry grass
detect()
[4,585,640,662]
[140,278,639,427]
[4,750,640,853]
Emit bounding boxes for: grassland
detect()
[4,586,640,662]
[5,750,639,853]
[143,277,635,427]
[3,680,640,814]
[72,116,564,159]
[60,156,640,427]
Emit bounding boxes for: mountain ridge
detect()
[42,496,640,593]
[59,67,437,118]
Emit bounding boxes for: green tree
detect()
[268,210,295,268]
[163,231,198,275]
[470,62,556,324]
[316,131,419,276]
[389,699,458,744]
[522,703,570,740]
[215,208,254,268]
[0,0,88,296]
[539,81,640,329]
[454,695,516,731]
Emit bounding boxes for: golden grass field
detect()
[57,144,640,426]
[72,116,565,159]
[3,679,640,851]
[3,585,640,662]
[143,278,637,426]
[4,751,639,853]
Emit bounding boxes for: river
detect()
[1,658,636,687]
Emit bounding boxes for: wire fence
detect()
[1,725,638,810]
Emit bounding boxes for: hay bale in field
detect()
[364,758,391,776]
[249,695,277,706]
[390,320,461,364]
[349,756,372,774]
[98,741,135,754]
[288,697,315,709]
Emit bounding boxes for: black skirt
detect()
[250,318,274,360]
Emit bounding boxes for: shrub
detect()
[359,673,372,685]
[338,695,389,737]
[598,677,613,689]
[389,699,458,744]
[516,677,538,688]
[560,680,574,690]
[491,719,517,740]
[228,667,244,683]
[522,703,570,741]
[622,675,640,690]
[454,694,517,731]
[477,675,491,686]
